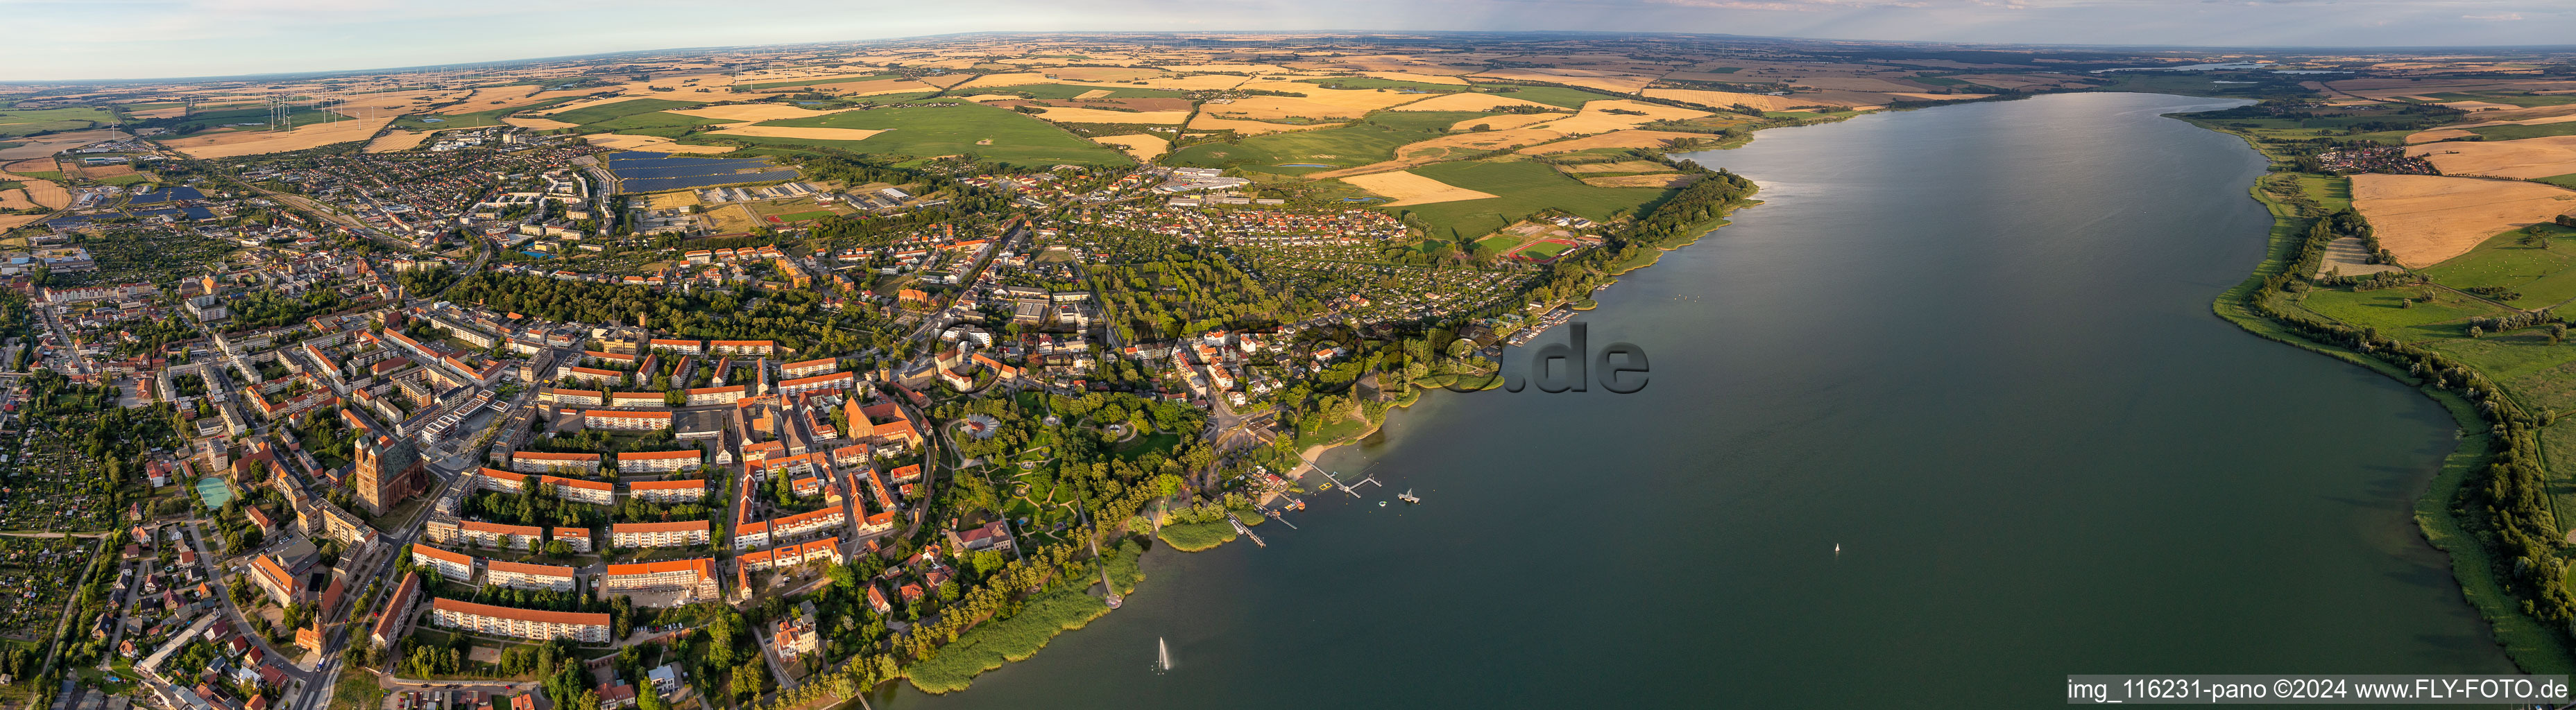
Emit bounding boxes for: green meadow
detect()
[740,102,1129,166]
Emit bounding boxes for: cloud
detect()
[2460,12,2522,19]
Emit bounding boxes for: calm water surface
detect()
[879,92,2511,708]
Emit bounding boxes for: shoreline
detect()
[2185,112,2576,673]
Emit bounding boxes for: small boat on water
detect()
[1397,490,1420,504]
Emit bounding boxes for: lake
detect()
[877,92,2512,708]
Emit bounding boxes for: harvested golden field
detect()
[704,125,887,141]
[584,134,739,153]
[15,180,68,209]
[1792,76,1932,93]
[1517,130,1714,155]
[671,104,846,122]
[1641,89,1815,112]
[161,117,394,158]
[915,74,979,89]
[1030,107,1191,124]
[0,190,35,210]
[1389,93,1558,112]
[810,78,938,95]
[2351,174,2576,266]
[645,192,700,209]
[1,159,53,175]
[2407,129,2478,144]
[0,214,45,232]
[733,72,883,87]
[1581,174,1697,189]
[1340,170,1499,206]
[366,130,436,153]
[2407,136,2576,179]
[1091,134,1169,161]
[1556,161,1671,173]
[1526,100,1708,135]
[1073,90,1114,100]
[1452,112,1569,132]
[1186,115,1344,135]
[1154,63,1299,75]
[500,116,580,130]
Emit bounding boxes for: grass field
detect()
[1167,111,1491,172]
[550,98,709,126]
[1516,241,1573,259]
[2542,174,2576,190]
[0,105,112,138]
[1476,84,1618,109]
[2424,92,2576,108]
[581,110,729,134]
[163,105,348,135]
[2294,287,2507,341]
[744,102,1129,166]
[771,210,835,221]
[2467,123,2576,141]
[1390,159,1674,241]
[2418,224,2576,309]
[2298,175,2352,212]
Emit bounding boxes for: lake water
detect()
[876,92,2512,708]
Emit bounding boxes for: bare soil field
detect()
[1091,134,1170,161]
[2409,136,2576,178]
[1388,94,1558,113]
[1030,107,1191,124]
[1525,100,1708,135]
[160,116,395,158]
[672,105,847,122]
[1517,130,1737,155]
[1339,170,1499,206]
[2351,174,2576,266]
[1451,112,1569,132]
[584,134,739,153]
[1186,115,1344,135]
[704,125,887,141]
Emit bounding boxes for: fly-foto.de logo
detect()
[1445,322,1649,394]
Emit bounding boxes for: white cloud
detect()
[2460,12,2523,19]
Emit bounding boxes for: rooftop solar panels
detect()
[622,169,803,193]
[606,153,798,192]
[127,187,204,205]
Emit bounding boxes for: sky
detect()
[0,0,2568,81]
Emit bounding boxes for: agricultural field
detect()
[0,105,114,138]
[728,102,1129,166]
[2416,223,2576,309]
[1381,159,1675,241]
[1168,111,1495,173]
[550,98,711,127]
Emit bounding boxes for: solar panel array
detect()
[606,152,799,193]
[127,187,205,205]
[623,169,803,193]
